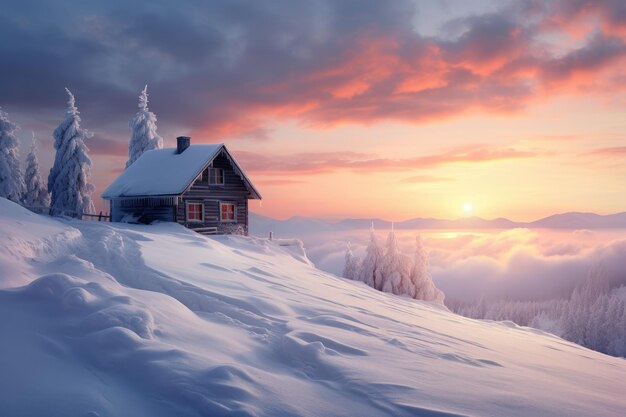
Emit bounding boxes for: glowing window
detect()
[186,202,203,222]
[220,203,235,222]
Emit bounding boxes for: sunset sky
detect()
[2,0,626,220]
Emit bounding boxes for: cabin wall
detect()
[110,197,176,223]
[176,153,251,235]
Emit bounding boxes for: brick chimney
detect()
[176,136,191,154]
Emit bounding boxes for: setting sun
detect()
[463,202,474,214]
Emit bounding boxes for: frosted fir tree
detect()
[396,253,415,296]
[48,88,95,218]
[358,224,384,287]
[23,134,50,211]
[587,293,610,352]
[342,242,361,281]
[561,264,608,345]
[410,235,445,303]
[606,296,626,357]
[126,85,163,168]
[0,108,25,202]
[375,228,404,293]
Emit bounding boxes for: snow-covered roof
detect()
[102,144,261,199]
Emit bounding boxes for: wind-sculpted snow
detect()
[0,198,625,417]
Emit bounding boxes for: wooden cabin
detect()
[102,136,261,235]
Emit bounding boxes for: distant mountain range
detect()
[250,211,626,235]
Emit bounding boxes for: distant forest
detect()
[448,267,626,358]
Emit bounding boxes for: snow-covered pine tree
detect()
[410,235,445,303]
[48,88,95,218]
[358,224,384,287]
[606,295,626,357]
[342,242,361,280]
[396,253,415,296]
[587,293,610,353]
[126,85,163,168]
[0,108,25,202]
[23,134,50,212]
[375,229,404,293]
[562,264,609,345]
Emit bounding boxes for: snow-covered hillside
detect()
[1,198,625,417]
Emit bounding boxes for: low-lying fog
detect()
[256,227,626,303]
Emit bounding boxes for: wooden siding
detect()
[176,153,250,234]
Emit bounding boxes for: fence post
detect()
[98,211,102,221]
[269,231,273,241]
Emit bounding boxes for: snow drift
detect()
[0,198,625,417]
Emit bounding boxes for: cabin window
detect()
[209,168,224,185]
[220,202,236,222]
[186,202,204,222]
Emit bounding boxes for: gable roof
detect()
[101,144,261,200]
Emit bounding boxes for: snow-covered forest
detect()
[448,267,626,358]
[343,228,444,303]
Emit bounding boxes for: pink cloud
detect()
[233,145,538,176]
[586,146,626,157]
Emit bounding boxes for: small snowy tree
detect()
[358,224,384,287]
[126,85,163,168]
[23,134,50,211]
[410,235,445,303]
[0,108,25,202]
[342,242,361,280]
[376,229,404,293]
[48,88,95,218]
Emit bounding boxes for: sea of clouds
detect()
[269,228,626,303]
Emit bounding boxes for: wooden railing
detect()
[80,212,112,222]
[23,205,111,222]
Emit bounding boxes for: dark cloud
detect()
[541,33,626,82]
[442,13,529,68]
[0,0,625,142]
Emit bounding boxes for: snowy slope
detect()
[1,198,625,417]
